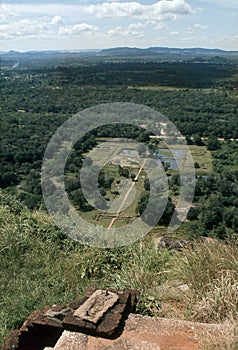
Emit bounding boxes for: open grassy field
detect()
[77,142,213,231]
[159,142,213,174]
[189,145,213,174]
[78,163,145,228]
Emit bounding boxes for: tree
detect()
[206,136,221,151]
[131,173,136,181]
[198,194,223,230]
[118,166,129,178]
[23,170,41,195]
[71,189,85,208]
[193,134,203,146]
[17,192,41,209]
[0,171,18,188]
[137,191,176,226]
[187,206,199,221]
[162,161,170,172]
[194,162,200,169]
[144,178,150,191]
[185,135,193,145]
[169,174,180,187]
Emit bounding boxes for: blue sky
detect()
[1,0,237,51]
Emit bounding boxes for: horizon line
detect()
[1,46,238,54]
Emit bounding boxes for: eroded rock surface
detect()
[74,290,119,323]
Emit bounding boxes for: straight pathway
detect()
[107,159,146,230]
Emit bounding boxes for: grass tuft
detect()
[171,238,238,323]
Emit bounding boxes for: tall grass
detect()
[0,191,237,344]
[171,238,238,323]
[0,193,86,342]
[0,192,168,341]
[111,241,171,316]
[112,241,171,293]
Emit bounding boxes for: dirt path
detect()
[107,159,146,229]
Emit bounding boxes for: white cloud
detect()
[107,25,144,38]
[179,35,195,42]
[0,1,237,51]
[128,23,145,30]
[0,19,50,39]
[85,0,196,21]
[59,23,98,35]
[0,4,19,22]
[194,23,209,29]
[0,17,96,39]
[107,21,166,38]
[0,6,96,39]
[151,22,167,30]
[50,16,64,26]
[185,23,209,35]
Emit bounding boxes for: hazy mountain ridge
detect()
[1,47,238,59]
[98,46,238,57]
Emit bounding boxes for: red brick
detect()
[68,297,87,310]
[97,313,123,338]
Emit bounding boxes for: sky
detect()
[0,0,237,51]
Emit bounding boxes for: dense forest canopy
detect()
[0,52,238,237]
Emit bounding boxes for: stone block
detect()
[62,315,97,336]
[45,307,71,321]
[117,291,130,305]
[62,315,86,332]
[73,290,119,324]
[113,302,127,315]
[54,331,88,350]
[97,313,123,339]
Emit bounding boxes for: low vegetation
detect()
[0,191,237,344]
[171,238,238,323]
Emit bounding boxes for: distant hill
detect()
[1,47,238,65]
[97,46,238,58]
